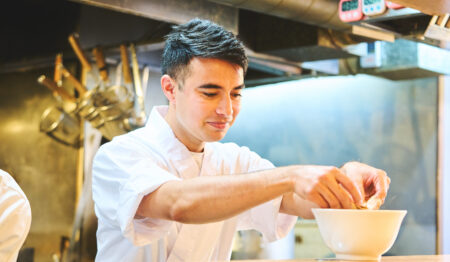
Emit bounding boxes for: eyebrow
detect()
[197,84,245,90]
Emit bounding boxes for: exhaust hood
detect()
[57,0,450,82]
[358,39,450,80]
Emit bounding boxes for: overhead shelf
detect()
[350,7,422,24]
[384,0,450,16]
[343,6,447,48]
[348,6,430,36]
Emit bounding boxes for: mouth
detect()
[207,121,230,130]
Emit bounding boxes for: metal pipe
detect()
[207,0,350,30]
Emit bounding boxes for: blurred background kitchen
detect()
[0,0,449,261]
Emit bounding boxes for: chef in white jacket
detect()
[0,169,32,262]
[92,18,390,262]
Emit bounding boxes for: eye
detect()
[203,92,218,97]
[232,93,242,98]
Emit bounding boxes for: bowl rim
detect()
[312,208,407,214]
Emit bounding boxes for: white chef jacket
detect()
[0,169,32,262]
[92,106,297,262]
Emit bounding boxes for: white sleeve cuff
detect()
[237,196,297,242]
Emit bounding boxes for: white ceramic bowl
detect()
[312,208,407,261]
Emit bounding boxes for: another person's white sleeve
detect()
[0,170,32,262]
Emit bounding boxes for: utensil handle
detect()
[38,75,76,102]
[54,53,63,85]
[120,44,132,84]
[130,43,146,119]
[62,68,87,96]
[141,66,150,101]
[68,34,92,71]
[93,47,109,82]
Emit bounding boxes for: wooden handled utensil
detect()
[61,68,87,96]
[120,44,132,85]
[54,53,63,86]
[38,75,76,102]
[68,33,92,71]
[130,43,146,120]
[93,46,108,82]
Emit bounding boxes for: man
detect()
[0,169,32,262]
[92,18,390,262]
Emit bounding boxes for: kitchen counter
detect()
[233,255,450,261]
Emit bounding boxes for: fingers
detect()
[366,196,383,210]
[334,170,363,206]
[293,165,372,210]
[310,168,357,209]
[338,184,356,209]
[318,171,355,209]
[340,161,392,208]
[369,170,390,207]
[316,183,341,209]
[343,162,390,209]
[310,192,329,208]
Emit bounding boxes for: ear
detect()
[161,74,177,103]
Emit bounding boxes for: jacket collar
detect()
[144,106,214,179]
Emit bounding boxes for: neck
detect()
[165,105,205,153]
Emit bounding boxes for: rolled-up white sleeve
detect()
[237,195,297,242]
[93,140,181,246]
[236,149,297,242]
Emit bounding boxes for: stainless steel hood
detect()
[71,0,239,33]
[207,0,350,31]
[53,0,449,82]
[359,39,450,80]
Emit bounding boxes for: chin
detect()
[203,132,227,142]
[204,136,225,142]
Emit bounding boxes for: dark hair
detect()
[161,18,248,83]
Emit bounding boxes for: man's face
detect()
[170,57,244,146]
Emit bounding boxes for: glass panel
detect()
[223,75,437,256]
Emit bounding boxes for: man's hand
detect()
[290,165,363,209]
[340,161,390,209]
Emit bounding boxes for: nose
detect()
[216,94,233,117]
